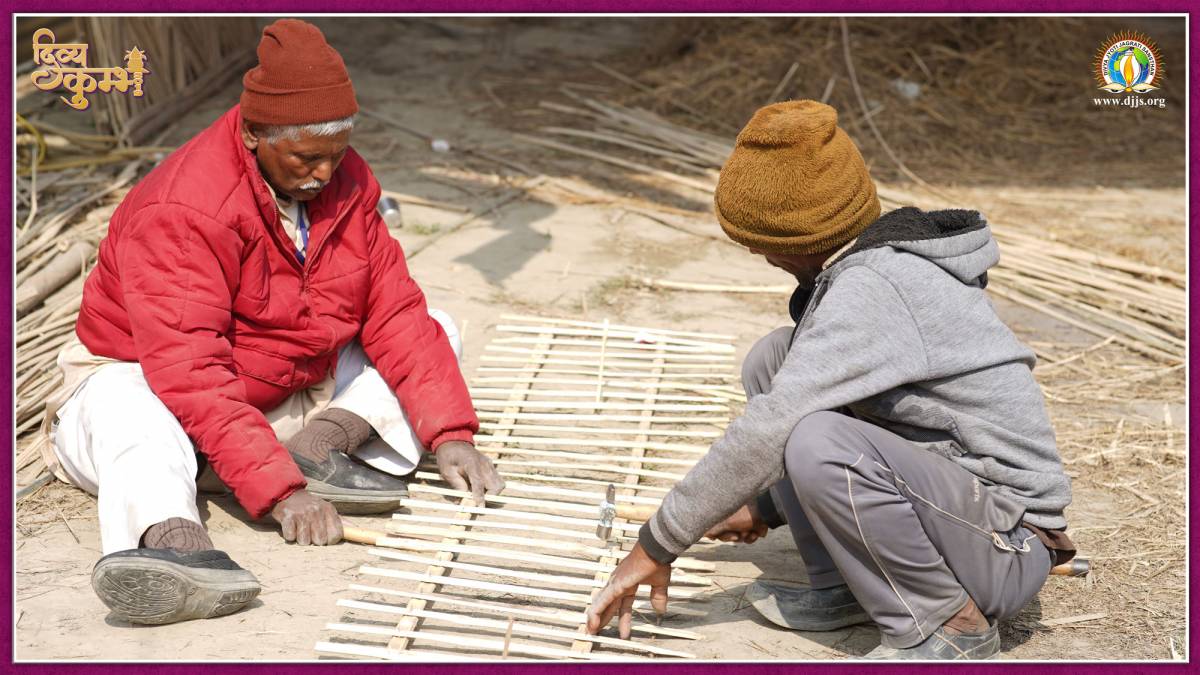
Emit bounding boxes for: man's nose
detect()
[312,160,334,184]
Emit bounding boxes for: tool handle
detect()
[615,503,658,523]
[1049,558,1090,577]
[343,525,386,545]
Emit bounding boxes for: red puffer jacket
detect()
[76,105,478,518]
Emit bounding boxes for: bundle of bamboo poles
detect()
[13,117,181,490]
[78,17,259,144]
[519,95,1186,366]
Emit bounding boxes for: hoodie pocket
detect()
[232,346,295,388]
[857,388,967,458]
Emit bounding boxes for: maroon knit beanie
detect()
[240,19,358,126]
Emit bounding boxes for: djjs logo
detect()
[29,28,150,110]
[1092,31,1166,109]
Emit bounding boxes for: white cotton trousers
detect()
[49,309,462,555]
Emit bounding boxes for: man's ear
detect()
[240,120,260,151]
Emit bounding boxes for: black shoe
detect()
[291,450,408,514]
[746,580,870,631]
[864,621,1000,660]
[92,548,260,625]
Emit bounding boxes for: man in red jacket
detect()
[41,19,503,625]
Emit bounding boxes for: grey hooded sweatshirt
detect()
[642,207,1072,562]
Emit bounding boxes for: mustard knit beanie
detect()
[714,100,880,255]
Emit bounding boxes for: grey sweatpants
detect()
[744,327,1052,648]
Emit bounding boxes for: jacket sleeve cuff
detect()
[638,521,679,565]
[755,489,788,530]
[431,430,475,452]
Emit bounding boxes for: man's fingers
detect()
[442,466,470,494]
[326,508,344,545]
[484,465,505,496]
[468,464,487,505]
[650,580,670,617]
[281,515,296,542]
[617,594,636,640]
[586,587,617,634]
[717,532,741,542]
[296,518,312,546]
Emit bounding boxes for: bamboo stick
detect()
[472,399,726,412]
[315,641,474,661]
[390,512,634,544]
[360,566,708,612]
[478,366,737,382]
[410,470,663,505]
[470,387,729,403]
[397,496,640,534]
[490,458,687,482]
[487,345,733,363]
[496,324,732,350]
[492,470,671,494]
[641,278,793,294]
[479,421,720,439]
[476,434,709,455]
[363,548,703,596]
[327,621,617,660]
[479,445,698,467]
[475,409,729,425]
[492,335,731,354]
[346,584,702,640]
[337,600,695,658]
[473,375,740,394]
[481,355,730,372]
[499,314,735,341]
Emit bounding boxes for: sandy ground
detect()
[15,18,1187,662]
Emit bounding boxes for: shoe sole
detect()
[305,478,406,515]
[747,582,871,632]
[92,557,260,625]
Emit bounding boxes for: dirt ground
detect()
[14,18,1187,661]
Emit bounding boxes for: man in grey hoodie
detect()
[585,101,1075,660]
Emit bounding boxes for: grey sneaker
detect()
[864,621,1000,660]
[746,580,870,631]
[92,548,260,625]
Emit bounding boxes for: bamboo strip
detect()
[390,512,634,545]
[360,566,708,612]
[363,548,703,596]
[475,409,729,425]
[490,468,672,493]
[481,355,730,372]
[377,531,710,585]
[411,470,662,506]
[397,496,640,535]
[499,314,735,340]
[328,621,614,660]
[480,445,698,467]
[346,584,702,639]
[473,375,740,394]
[338,600,694,658]
[479,421,720,439]
[476,434,709,455]
[490,458,687,482]
[496,324,733,351]
[473,399,726,412]
[315,641,474,662]
[472,362,734,379]
[492,335,731,354]
[487,345,733,363]
[470,387,729,403]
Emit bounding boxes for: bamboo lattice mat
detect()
[316,314,744,660]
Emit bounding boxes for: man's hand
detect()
[269,488,343,545]
[435,441,505,504]
[585,543,671,639]
[704,503,768,544]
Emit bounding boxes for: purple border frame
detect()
[3,3,1195,673]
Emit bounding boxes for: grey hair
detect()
[261,114,356,144]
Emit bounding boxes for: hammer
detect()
[596,484,658,541]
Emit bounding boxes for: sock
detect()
[942,597,991,636]
[284,408,372,465]
[141,517,214,553]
